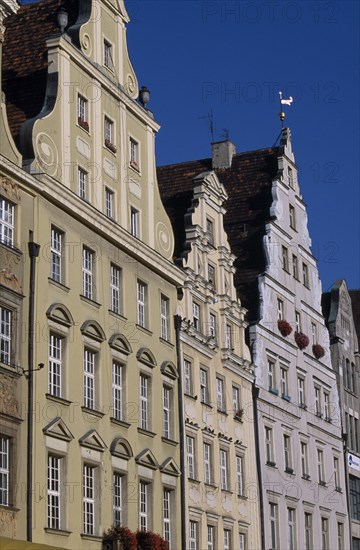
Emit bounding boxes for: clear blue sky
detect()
[21,0,360,292]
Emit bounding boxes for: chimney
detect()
[211,140,236,169]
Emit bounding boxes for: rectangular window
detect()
[288,166,293,187]
[287,508,296,550]
[236,455,244,497]
[104,116,114,147]
[311,322,317,345]
[350,475,360,520]
[49,333,62,397]
[207,525,214,550]
[315,386,321,416]
[82,247,94,300]
[269,503,278,550]
[304,512,312,550]
[77,95,88,129]
[137,281,146,328]
[163,489,171,545]
[209,313,216,338]
[268,360,275,391]
[321,517,329,550]
[295,310,301,332]
[219,449,228,490]
[283,434,292,471]
[0,307,11,365]
[301,442,309,478]
[104,39,113,69]
[282,246,289,272]
[189,521,197,550]
[193,302,201,331]
[47,455,61,529]
[206,218,214,245]
[303,262,310,288]
[139,375,149,431]
[208,263,216,286]
[289,204,296,229]
[184,359,192,395]
[203,443,211,484]
[186,436,195,479]
[232,386,240,414]
[265,426,274,464]
[0,437,9,506]
[323,391,330,421]
[280,366,288,397]
[334,456,340,490]
[277,299,284,320]
[78,167,88,200]
[298,377,305,407]
[223,529,231,550]
[225,323,232,349]
[84,349,96,409]
[0,198,14,246]
[83,464,95,535]
[160,295,169,341]
[50,227,63,283]
[292,254,299,279]
[239,533,246,550]
[130,207,140,238]
[139,482,148,531]
[163,386,171,439]
[317,449,325,484]
[113,473,122,526]
[130,138,139,168]
[200,368,209,404]
[105,188,114,218]
[337,523,344,550]
[110,264,121,314]
[112,361,123,421]
[216,377,225,412]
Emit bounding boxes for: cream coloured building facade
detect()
[0,1,184,549]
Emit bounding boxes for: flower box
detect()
[105,139,117,153]
[103,526,137,550]
[234,409,244,422]
[277,319,293,337]
[136,530,169,550]
[312,344,325,359]
[294,331,309,350]
[78,117,89,132]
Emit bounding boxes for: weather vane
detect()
[278,91,293,128]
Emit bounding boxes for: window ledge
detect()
[302,474,311,481]
[137,427,156,438]
[318,481,327,487]
[161,436,179,446]
[217,409,228,416]
[110,417,131,429]
[201,401,213,409]
[81,406,105,419]
[335,487,343,493]
[0,240,22,256]
[159,337,174,348]
[266,461,277,468]
[136,324,153,336]
[80,295,101,308]
[285,467,295,475]
[221,488,233,495]
[48,278,70,292]
[0,362,22,378]
[237,494,248,501]
[46,394,72,407]
[188,477,201,484]
[0,504,20,513]
[184,393,198,401]
[80,534,103,542]
[129,161,140,173]
[269,388,279,396]
[299,403,308,410]
[108,310,127,322]
[204,482,218,489]
[44,528,72,536]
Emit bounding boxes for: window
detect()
[163,386,171,439]
[301,442,309,478]
[105,188,114,218]
[78,167,88,200]
[268,360,276,392]
[223,529,231,550]
[193,302,201,331]
[283,434,292,472]
[84,348,96,409]
[315,386,321,416]
[183,359,192,395]
[298,377,306,407]
[48,455,61,529]
[0,198,14,246]
[186,436,195,479]
[282,246,289,272]
[225,323,232,349]
[139,482,148,531]
[77,95,88,130]
[110,264,121,314]
[232,386,240,414]
[113,473,122,526]
[83,464,96,535]
[209,313,216,338]
[104,39,113,69]
[350,475,360,520]
[323,391,330,421]
[269,503,278,550]
[0,307,12,364]
[321,517,329,550]
[236,455,244,497]
[112,361,123,421]
[304,512,312,550]
[289,204,296,229]
[163,489,171,545]
[49,333,62,397]
[280,366,288,398]
[317,449,325,484]
[207,525,215,550]
[287,508,296,550]
[137,281,146,328]
[208,263,215,286]
[82,247,94,300]
[0,437,9,505]
[302,262,310,287]
[311,322,317,345]
[351,362,357,395]
[216,377,225,411]
[265,426,274,464]
[219,449,228,490]
[295,310,301,332]
[203,443,212,484]
[160,295,169,341]
[200,368,209,404]
[130,207,140,238]
[139,375,149,431]
[50,227,63,283]
[277,298,284,320]
[337,523,344,550]
[292,254,299,279]
[104,116,114,147]
[239,533,246,550]
[189,521,197,550]
[130,137,139,169]
[206,218,214,245]
[287,166,294,187]
[334,456,340,490]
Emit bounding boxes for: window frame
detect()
[103,38,113,70]
[110,264,121,315]
[289,204,296,229]
[163,488,171,545]
[203,442,212,485]
[113,472,123,526]
[83,463,97,535]
[269,502,278,550]
[219,448,229,490]
[0,198,14,247]
[47,454,62,530]
[139,374,149,431]
[105,187,114,219]
[0,306,12,365]
[192,302,201,332]
[112,360,123,421]
[82,246,95,300]
[139,481,149,531]
[183,359,192,396]
[236,454,245,497]
[78,167,88,201]
[130,137,139,170]
[163,385,171,439]
[137,280,147,328]
[49,332,62,398]
[186,435,196,480]
[0,436,10,506]
[282,245,289,272]
[160,294,170,341]
[216,376,225,412]
[50,226,63,283]
[83,348,97,410]
[200,367,209,404]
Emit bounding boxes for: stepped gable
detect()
[2,0,79,147]
[157,146,279,321]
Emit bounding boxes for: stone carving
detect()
[126,74,136,96]
[0,176,20,202]
[2,249,21,268]
[81,33,92,56]
[156,221,172,256]
[189,485,201,504]
[36,133,59,177]
[222,494,232,513]
[0,269,22,294]
[0,374,19,417]
[0,507,17,537]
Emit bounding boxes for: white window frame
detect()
[283,434,292,471]
[303,262,310,287]
[232,385,240,414]
[206,217,214,245]
[104,115,114,145]
[186,436,195,479]
[216,377,225,412]
[280,366,288,397]
[0,198,14,247]
[269,502,278,550]
[301,441,309,478]
[139,481,148,531]
[161,295,169,341]
[208,263,215,285]
[225,323,232,349]
[293,254,299,280]
[321,517,329,550]
[298,376,305,407]
[223,529,231,550]
[200,368,208,404]
[207,525,214,550]
[265,426,274,464]
[78,167,88,200]
[277,298,284,320]
[317,449,325,484]
[220,449,228,490]
[236,455,244,497]
[105,187,114,218]
[130,207,140,238]
[77,94,88,124]
[84,348,96,409]
[110,264,121,314]
[323,391,330,420]
[163,489,171,545]
[103,39,113,70]
[304,512,312,550]
[239,533,246,550]
[315,386,321,416]
[209,313,216,338]
[50,227,62,283]
[268,359,275,391]
[83,464,96,535]
[113,472,122,526]
[82,247,94,300]
[0,306,12,365]
[163,386,171,439]
[184,359,192,395]
[112,361,123,421]
[193,302,201,331]
[47,454,61,529]
[137,280,146,327]
[287,507,296,550]
[130,137,139,168]
[311,322,317,345]
[0,436,9,506]
[203,442,212,485]
[139,374,149,431]
[282,245,289,271]
[49,333,62,397]
[289,204,296,229]
[337,522,344,550]
[334,456,340,490]
[189,520,197,550]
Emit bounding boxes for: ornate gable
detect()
[160,361,178,380]
[79,429,107,451]
[110,437,133,460]
[136,348,157,368]
[159,457,181,477]
[109,333,132,355]
[135,448,159,470]
[80,320,106,342]
[46,303,74,327]
[43,417,74,442]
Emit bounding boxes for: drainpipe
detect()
[252,383,265,550]
[27,234,40,542]
[174,313,186,550]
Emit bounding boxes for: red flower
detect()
[294,331,310,350]
[103,526,137,550]
[136,530,169,550]
[313,344,325,359]
[277,319,293,337]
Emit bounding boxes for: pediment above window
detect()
[135,448,159,470]
[136,348,157,368]
[109,333,132,355]
[110,437,133,460]
[79,429,107,451]
[159,457,181,477]
[43,417,74,442]
[193,171,228,202]
[80,320,106,342]
[46,303,74,327]
[160,361,178,380]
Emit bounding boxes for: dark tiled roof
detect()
[349,290,360,344]
[2,0,78,148]
[157,148,279,322]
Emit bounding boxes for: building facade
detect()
[323,280,360,550]
[1,1,184,548]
